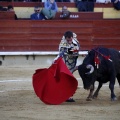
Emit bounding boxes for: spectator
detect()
[113,0,120,10]
[23,0,31,1]
[0,6,3,11]
[76,0,95,12]
[76,0,87,11]
[55,0,70,2]
[61,6,71,19]
[96,0,111,3]
[41,0,58,19]
[30,6,46,20]
[7,5,18,20]
[27,0,38,1]
[54,31,80,102]
[0,6,7,11]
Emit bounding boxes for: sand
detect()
[0,66,120,120]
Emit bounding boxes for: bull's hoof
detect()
[111,97,117,101]
[93,93,98,99]
[92,95,98,99]
[86,97,92,101]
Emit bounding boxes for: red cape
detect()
[32,57,78,105]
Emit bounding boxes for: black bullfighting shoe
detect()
[66,98,75,102]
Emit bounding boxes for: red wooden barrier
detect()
[0,11,15,20]
[55,12,103,20]
[0,20,120,51]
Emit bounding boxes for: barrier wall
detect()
[0,20,120,52]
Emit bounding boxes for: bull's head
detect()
[78,64,95,90]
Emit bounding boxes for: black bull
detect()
[77,47,120,101]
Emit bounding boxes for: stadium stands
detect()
[0,2,120,19]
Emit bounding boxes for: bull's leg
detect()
[109,77,117,101]
[71,66,78,73]
[93,82,102,99]
[86,84,94,101]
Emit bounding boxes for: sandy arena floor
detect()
[0,66,120,120]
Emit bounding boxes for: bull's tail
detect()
[0,61,2,65]
[117,74,120,86]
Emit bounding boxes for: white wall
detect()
[0,55,85,67]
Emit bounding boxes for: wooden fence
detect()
[0,20,120,52]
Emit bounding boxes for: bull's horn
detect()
[85,64,94,74]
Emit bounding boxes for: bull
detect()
[77,47,120,101]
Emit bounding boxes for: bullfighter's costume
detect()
[56,33,80,73]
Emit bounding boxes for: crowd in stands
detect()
[30,0,58,20]
[7,5,18,20]
[0,0,120,20]
[0,0,74,1]
[30,6,46,20]
[42,0,58,19]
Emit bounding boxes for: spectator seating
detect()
[0,2,120,19]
